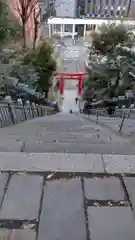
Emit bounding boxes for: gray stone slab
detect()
[8,229,36,240]
[84,177,125,200]
[24,141,135,154]
[0,138,23,152]
[0,229,36,240]
[0,229,10,239]
[88,207,135,240]
[0,174,43,220]
[0,173,9,204]
[123,177,135,213]
[39,178,86,240]
[103,154,135,173]
[0,153,104,172]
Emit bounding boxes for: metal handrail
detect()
[0,102,55,128]
[78,104,134,133]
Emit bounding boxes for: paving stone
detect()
[0,173,9,204]
[123,177,135,213]
[103,154,135,173]
[29,153,104,172]
[0,152,104,172]
[0,229,10,239]
[8,229,36,240]
[0,174,43,220]
[38,178,86,240]
[0,229,36,240]
[88,206,135,240]
[84,177,125,200]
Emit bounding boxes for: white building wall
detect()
[129,0,135,18]
[55,0,76,18]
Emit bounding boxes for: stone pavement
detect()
[62,89,77,112]
[59,38,87,73]
[0,113,135,239]
[0,171,134,239]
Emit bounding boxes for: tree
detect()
[32,7,41,50]
[91,23,133,55]
[0,0,22,90]
[15,0,39,48]
[10,63,38,88]
[23,40,56,97]
[0,0,21,48]
[83,24,135,101]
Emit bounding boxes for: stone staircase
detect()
[0,112,135,240]
[0,112,135,154]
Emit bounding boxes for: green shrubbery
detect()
[22,40,56,95]
[83,23,135,101]
[0,1,56,96]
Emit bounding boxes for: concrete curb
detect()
[0,152,135,173]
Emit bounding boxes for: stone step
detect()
[23,141,135,154]
[0,113,133,154]
[36,132,127,144]
[22,137,127,145]
[0,152,135,173]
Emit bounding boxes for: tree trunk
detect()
[22,23,26,49]
[33,26,37,50]
[33,37,36,50]
[45,90,49,99]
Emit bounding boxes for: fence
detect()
[77,103,135,135]
[0,102,55,128]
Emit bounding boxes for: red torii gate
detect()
[56,72,87,96]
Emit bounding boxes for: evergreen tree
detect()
[23,40,56,97]
[83,24,135,101]
[0,0,21,47]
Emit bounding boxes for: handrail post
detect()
[127,105,132,119]
[119,112,126,133]
[22,102,27,120]
[96,109,99,123]
[8,103,15,124]
[30,102,35,118]
[36,104,40,116]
